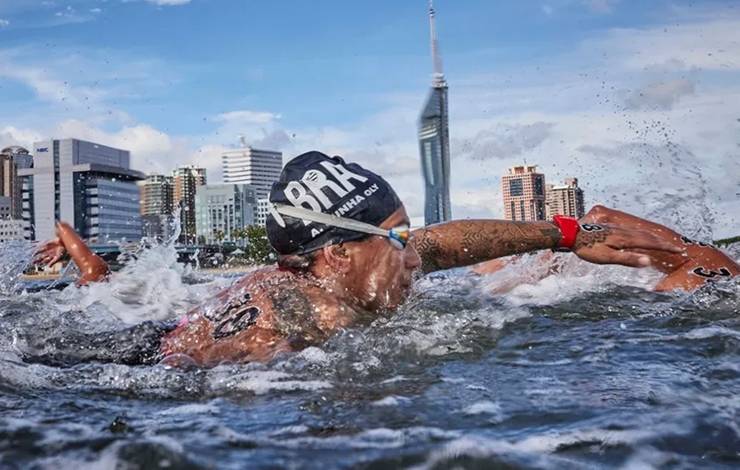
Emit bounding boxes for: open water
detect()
[0,236,738,469]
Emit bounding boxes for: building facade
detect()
[545,177,585,220]
[173,166,206,243]
[256,198,270,227]
[501,165,546,222]
[0,146,32,220]
[18,138,144,243]
[418,1,452,226]
[222,147,282,201]
[195,183,256,245]
[139,174,175,240]
[0,218,24,242]
[0,196,12,220]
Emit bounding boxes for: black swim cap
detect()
[266,151,402,255]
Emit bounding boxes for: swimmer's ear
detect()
[323,243,352,274]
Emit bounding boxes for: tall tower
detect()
[418,0,452,226]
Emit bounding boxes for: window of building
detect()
[509,178,523,197]
[534,176,544,196]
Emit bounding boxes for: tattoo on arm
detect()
[267,285,327,349]
[691,266,732,280]
[412,220,562,273]
[574,228,610,249]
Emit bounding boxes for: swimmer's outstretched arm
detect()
[34,221,110,285]
[581,206,739,291]
[410,208,682,274]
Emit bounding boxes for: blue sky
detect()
[1,0,739,236]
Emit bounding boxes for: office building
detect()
[545,178,585,220]
[173,166,206,243]
[0,196,11,220]
[18,138,144,242]
[195,183,256,245]
[501,165,546,221]
[418,0,452,225]
[222,146,282,200]
[0,218,24,242]
[139,174,175,240]
[256,198,270,227]
[0,146,32,220]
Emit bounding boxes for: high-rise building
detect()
[418,0,452,226]
[139,174,175,240]
[18,139,144,242]
[256,198,270,227]
[545,177,585,220]
[501,165,546,222]
[0,218,24,242]
[195,183,256,245]
[222,146,282,201]
[173,166,206,243]
[0,146,32,220]
[0,196,12,220]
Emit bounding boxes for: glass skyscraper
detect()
[418,1,451,226]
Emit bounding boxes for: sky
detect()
[0,0,738,237]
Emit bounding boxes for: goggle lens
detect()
[388,225,411,250]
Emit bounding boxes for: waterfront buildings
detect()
[0,146,32,220]
[501,165,546,222]
[195,183,256,245]
[0,196,11,220]
[222,147,282,200]
[256,198,270,227]
[139,174,175,240]
[418,0,452,226]
[545,178,585,220]
[0,218,24,242]
[173,166,206,243]
[18,138,144,243]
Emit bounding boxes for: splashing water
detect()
[0,188,738,468]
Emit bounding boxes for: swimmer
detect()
[32,151,683,367]
[472,206,739,291]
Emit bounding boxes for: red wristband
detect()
[552,215,580,250]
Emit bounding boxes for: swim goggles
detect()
[273,204,412,250]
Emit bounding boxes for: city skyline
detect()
[0,1,738,237]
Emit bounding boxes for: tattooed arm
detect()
[581,206,739,291]
[411,220,561,273]
[411,213,682,274]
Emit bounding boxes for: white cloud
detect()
[592,16,740,71]
[624,79,695,110]
[145,0,192,5]
[582,0,619,14]
[0,19,9,28]
[214,110,281,125]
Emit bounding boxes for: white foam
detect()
[372,395,411,407]
[212,370,331,395]
[158,402,219,416]
[462,400,502,417]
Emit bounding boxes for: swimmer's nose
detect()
[405,245,422,270]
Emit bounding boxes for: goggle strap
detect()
[274,204,390,238]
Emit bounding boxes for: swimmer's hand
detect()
[33,237,66,267]
[572,219,682,268]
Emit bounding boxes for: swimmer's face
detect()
[341,206,421,312]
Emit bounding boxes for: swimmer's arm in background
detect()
[33,221,110,285]
[411,214,681,274]
[581,206,739,291]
